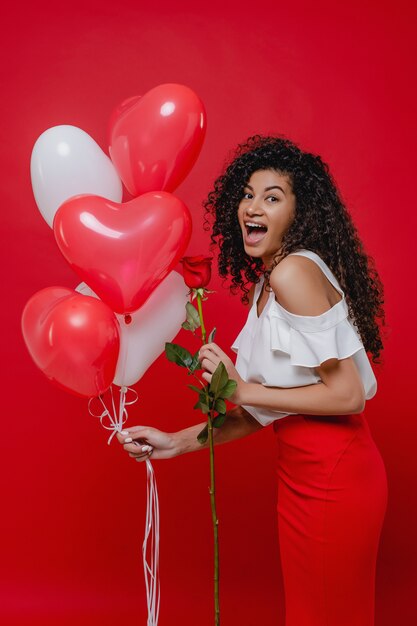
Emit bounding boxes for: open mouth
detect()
[244,222,268,244]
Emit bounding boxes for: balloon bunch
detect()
[22,83,207,626]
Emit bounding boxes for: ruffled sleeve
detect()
[268,297,365,368]
[231,323,253,362]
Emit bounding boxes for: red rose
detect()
[181,255,213,289]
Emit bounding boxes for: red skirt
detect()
[273,412,388,626]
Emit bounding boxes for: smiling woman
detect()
[118,134,388,626]
[238,170,295,263]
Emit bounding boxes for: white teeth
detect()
[246,222,265,228]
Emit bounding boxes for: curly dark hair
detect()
[203,134,387,365]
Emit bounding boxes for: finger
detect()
[135,446,154,459]
[202,353,220,366]
[202,372,212,383]
[198,347,208,361]
[201,357,217,373]
[128,450,153,459]
[134,452,153,463]
[199,343,217,355]
[207,342,227,357]
[122,426,154,437]
[206,342,221,353]
[123,442,153,454]
[116,431,126,444]
[128,450,150,459]
[199,343,219,357]
[116,427,153,444]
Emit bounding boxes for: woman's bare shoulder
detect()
[269,256,332,316]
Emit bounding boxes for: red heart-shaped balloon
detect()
[54,192,192,314]
[22,287,120,398]
[109,83,206,196]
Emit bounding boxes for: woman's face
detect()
[237,169,296,268]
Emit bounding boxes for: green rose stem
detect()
[196,289,219,626]
[196,291,207,344]
[207,408,220,626]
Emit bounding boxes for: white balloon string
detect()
[118,386,128,432]
[88,384,160,625]
[110,384,118,425]
[124,387,139,406]
[87,388,137,444]
[116,321,130,429]
[143,458,160,626]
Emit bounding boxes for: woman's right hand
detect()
[116,426,179,462]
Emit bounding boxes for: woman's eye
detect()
[241,192,279,202]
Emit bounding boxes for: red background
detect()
[1,1,416,624]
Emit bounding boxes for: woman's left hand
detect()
[198,342,246,405]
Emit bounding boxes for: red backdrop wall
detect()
[1,1,416,624]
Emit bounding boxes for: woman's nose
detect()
[247,197,262,214]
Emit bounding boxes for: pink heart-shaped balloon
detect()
[53,192,192,314]
[22,287,120,398]
[109,83,207,196]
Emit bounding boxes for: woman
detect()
[117,135,388,625]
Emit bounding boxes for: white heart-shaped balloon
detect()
[31,125,123,227]
[77,271,189,387]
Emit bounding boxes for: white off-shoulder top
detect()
[231,249,377,427]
